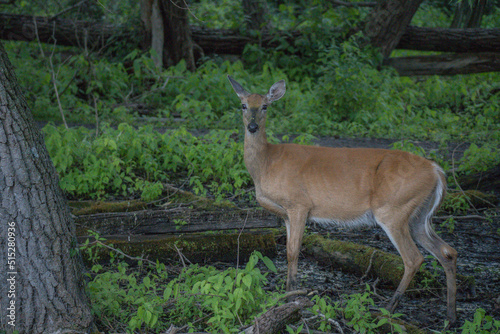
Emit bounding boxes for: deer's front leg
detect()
[285,208,308,291]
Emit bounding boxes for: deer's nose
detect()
[247,122,259,133]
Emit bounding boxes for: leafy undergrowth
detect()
[6,37,500,146]
[83,239,406,333]
[43,123,250,202]
[82,236,500,333]
[44,122,499,204]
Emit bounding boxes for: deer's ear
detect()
[266,80,286,103]
[227,75,250,99]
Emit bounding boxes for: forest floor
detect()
[263,213,500,332]
[42,120,499,332]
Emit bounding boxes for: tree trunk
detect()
[450,0,488,28]
[0,41,92,333]
[364,0,424,57]
[140,0,195,70]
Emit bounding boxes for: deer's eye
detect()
[242,104,247,110]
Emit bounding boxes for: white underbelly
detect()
[308,210,377,230]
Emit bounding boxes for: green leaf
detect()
[242,275,252,288]
[262,256,277,273]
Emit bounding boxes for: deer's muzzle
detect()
[247,122,259,133]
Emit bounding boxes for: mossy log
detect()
[302,234,474,291]
[459,164,500,198]
[79,230,277,265]
[303,234,413,289]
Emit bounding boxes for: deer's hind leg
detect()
[411,218,458,324]
[374,209,424,313]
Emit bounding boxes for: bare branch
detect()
[329,0,377,7]
[50,0,87,20]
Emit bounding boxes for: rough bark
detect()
[139,0,195,69]
[150,0,164,68]
[75,206,281,235]
[140,0,153,50]
[450,0,488,28]
[364,0,424,57]
[384,53,500,76]
[0,41,92,333]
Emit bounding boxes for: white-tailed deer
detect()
[227,75,458,323]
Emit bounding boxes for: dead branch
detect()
[242,297,314,334]
[329,0,377,7]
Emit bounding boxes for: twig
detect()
[95,0,114,14]
[278,289,309,301]
[35,18,69,128]
[58,69,78,97]
[360,250,377,281]
[236,211,249,270]
[434,214,490,221]
[50,0,87,20]
[174,244,187,268]
[329,0,376,7]
[370,278,386,301]
[93,95,99,137]
[91,239,158,266]
[316,312,344,334]
[124,83,134,102]
[169,0,203,22]
[451,143,477,213]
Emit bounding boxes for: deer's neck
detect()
[244,128,269,184]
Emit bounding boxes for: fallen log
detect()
[397,26,500,53]
[242,297,314,334]
[1,13,499,56]
[459,163,500,197]
[0,13,301,54]
[75,206,281,236]
[302,234,474,292]
[384,53,500,76]
[78,230,277,265]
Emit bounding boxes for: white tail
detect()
[228,75,457,324]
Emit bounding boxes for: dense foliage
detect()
[6,38,498,201]
[3,0,500,332]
